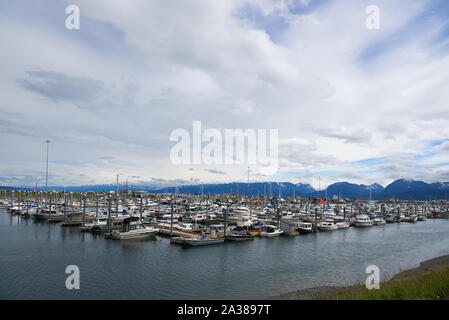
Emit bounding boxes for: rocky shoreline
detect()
[269,254,449,300]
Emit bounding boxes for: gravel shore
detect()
[268,254,449,300]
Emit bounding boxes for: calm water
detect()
[1,208,449,300]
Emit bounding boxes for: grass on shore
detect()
[317,266,449,300]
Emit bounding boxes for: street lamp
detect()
[44,140,50,208]
[45,140,50,191]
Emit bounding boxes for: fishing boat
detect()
[373,217,386,225]
[109,217,158,240]
[232,225,263,236]
[182,237,225,247]
[354,214,373,227]
[297,222,314,234]
[33,209,63,221]
[259,225,284,237]
[208,224,225,237]
[318,221,338,231]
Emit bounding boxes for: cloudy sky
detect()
[1,0,449,189]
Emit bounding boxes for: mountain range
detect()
[2,179,449,200]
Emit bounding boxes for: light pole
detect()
[45,140,50,191]
[45,140,50,208]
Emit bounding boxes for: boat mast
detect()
[278,167,281,199]
[116,174,119,217]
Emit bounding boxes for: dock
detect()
[157,228,198,238]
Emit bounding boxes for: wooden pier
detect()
[157,228,198,238]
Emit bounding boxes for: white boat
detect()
[318,221,338,231]
[147,200,158,207]
[355,214,373,227]
[297,222,314,234]
[80,216,108,232]
[336,221,350,229]
[192,213,206,223]
[110,217,158,240]
[177,222,194,231]
[408,215,418,223]
[236,216,258,227]
[0,200,9,207]
[33,209,63,221]
[282,212,295,219]
[260,225,284,237]
[417,214,427,221]
[322,211,336,221]
[232,206,250,216]
[8,205,21,214]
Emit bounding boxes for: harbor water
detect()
[1,208,449,299]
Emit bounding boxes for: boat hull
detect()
[259,231,283,237]
[183,238,225,246]
[408,216,418,223]
[110,229,158,240]
[170,237,185,244]
[355,221,373,227]
[318,225,338,231]
[225,234,255,241]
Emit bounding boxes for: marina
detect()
[1,189,449,299]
